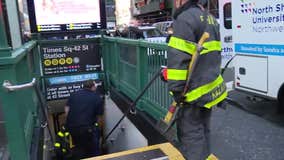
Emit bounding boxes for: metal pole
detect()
[104,68,162,141]
[0,0,9,49]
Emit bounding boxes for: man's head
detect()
[83,80,96,91]
[174,0,208,19]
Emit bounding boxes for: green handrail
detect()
[102,36,171,120]
[0,36,171,159]
[0,40,40,160]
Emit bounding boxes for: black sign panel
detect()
[45,73,104,101]
[40,43,101,76]
[27,0,106,33]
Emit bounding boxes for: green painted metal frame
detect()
[0,37,104,160]
[0,0,171,158]
[0,0,11,57]
[0,31,171,159]
[102,37,171,121]
[0,40,40,160]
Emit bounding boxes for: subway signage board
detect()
[45,73,104,101]
[40,42,101,76]
[27,0,106,33]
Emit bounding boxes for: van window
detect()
[223,2,232,29]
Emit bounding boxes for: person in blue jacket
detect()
[65,80,104,159]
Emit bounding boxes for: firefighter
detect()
[165,0,227,159]
[54,126,72,159]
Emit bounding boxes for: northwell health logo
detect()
[240,0,284,33]
[240,0,256,14]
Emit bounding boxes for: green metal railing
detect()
[0,41,40,160]
[0,36,171,159]
[102,37,171,120]
[0,37,104,160]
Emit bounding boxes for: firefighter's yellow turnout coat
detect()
[167,4,227,108]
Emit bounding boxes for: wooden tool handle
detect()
[183,32,210,95]
[198,32,210,46]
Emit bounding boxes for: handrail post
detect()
[2,78,36,92]
[0,40,39,160]
[0,68,30,160]
[0,0,11,57]
[136,40,148,110]
[114,39,121,91]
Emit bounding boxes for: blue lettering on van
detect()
[235,43,284,56]
[222,47,233,53]
[252,6,273,14]
[276,3,284,12]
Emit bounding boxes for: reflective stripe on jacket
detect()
[167,5,227,109]
[54,130,72,154]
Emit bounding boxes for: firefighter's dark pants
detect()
[176,104,212,160]
[69,126,100,159]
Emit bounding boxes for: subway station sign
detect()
[45,73,104,101]
[40,42,101,75]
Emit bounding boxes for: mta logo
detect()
[240,0,255,14]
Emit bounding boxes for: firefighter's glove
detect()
[173,92,185,105]
[160,67,168,82]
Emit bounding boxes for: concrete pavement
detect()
[210,92,284,160]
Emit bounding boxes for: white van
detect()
[232,0,284,110]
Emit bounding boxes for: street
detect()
[211,91,284,160]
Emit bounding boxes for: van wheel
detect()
[277,83,284,113]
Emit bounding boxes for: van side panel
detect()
[269,57,284,98]
[234,55,268,93]
[232,0,284,99]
